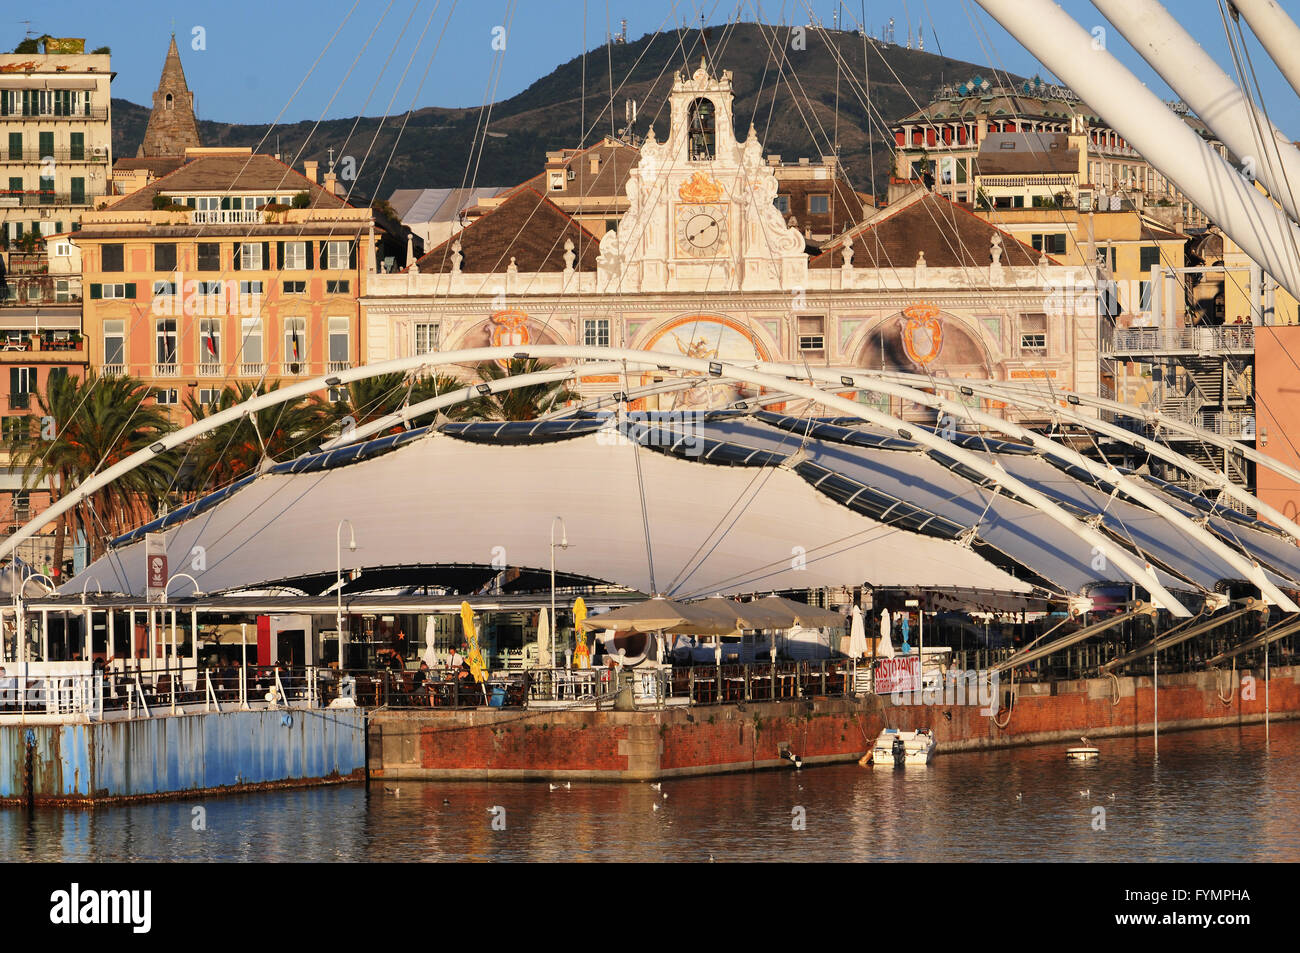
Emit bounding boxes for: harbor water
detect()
[5,722,1298,862]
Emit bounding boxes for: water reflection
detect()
[4,723,1297,862]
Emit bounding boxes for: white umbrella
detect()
[877,608,895,659]
[848,606,868,659]
[421,616,438,668]
[538,608,552,668]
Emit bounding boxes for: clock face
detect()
[675,204,728,258]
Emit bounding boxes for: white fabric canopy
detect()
[69,433,1031,598]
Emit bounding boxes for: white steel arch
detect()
[2,346,1195,616]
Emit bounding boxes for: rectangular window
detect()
[153,280,177,296]
[1139,246,1161,273]
[11,366,36,395]
[324,241,350,270]
[104,320,124,367]
[2,417,30,443]
[582,318,610,348]
[238,281,263,296]
[69,177,85,205]
[156,319,178,365]
[101,244,124,272]
[7,176,21,195]
[1019,313,1048,355]
[328,317,349,365]
[326,280,350,294]
[774,195,790,215]
[240,318,263,364]
[237,242,263,270]
[284,317,306,370]
[1139,281,1153,312]
[808,194,830,215]
[199,318,221,366]
[283,242,307,270]
[154,388,180,406]
[197,388,221,407]
[69,132,84,161]
[282,281,306,294]
[100,283,131,299]
[6,133,19,161]
[413,322,439,355]
[197,243,221,271]
[53,241,72,258]
[155,243,177,272]
[798,316,826,352]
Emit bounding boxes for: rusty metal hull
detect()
[1,708,366,805]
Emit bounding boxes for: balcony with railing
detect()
[327,360,351,374]
[7,106,109,122]
[7,392,31,411]
[3,148,109,163]
[238,362,265,377]
[153,363,179,378]
[0,189,102,207]
[198,360,223,377]
[189,209,264,225]
[101,363,124,376]
[1105,324,1255,355]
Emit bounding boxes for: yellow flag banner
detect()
[460,601,487,683]
[573,597,589,669]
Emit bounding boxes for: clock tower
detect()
[596,59,807,293]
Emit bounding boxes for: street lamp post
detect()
[549,517,568,669]
[337,519,356,672]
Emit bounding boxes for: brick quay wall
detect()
[369,665,1300,781]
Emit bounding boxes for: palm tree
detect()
[328,371,476,438]
[9,372,176,564]
[180,382,331,495]
[470,358,579,421]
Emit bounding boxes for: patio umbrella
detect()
[847,606,868,658]
[460,601,487,684]
[578,596,738,635]
[572,597,590,669]
[538,607,552,669]
[421,616,437,668]
[878,608,895,658]
[752,596,845,628]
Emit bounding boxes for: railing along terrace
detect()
[1109,325,1255,353]
[351,659,859,710]
[0,662,323,719]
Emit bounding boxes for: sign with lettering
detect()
[145,533,168,604]
[874,655,921,695]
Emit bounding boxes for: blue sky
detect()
[9,0,1298,135]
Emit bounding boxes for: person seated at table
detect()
[413,660,429,692]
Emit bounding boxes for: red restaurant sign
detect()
[874,655,921,695]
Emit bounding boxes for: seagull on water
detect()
[653,802,660,813]
[549,783,560,791]
[1015,793,1022,801]
[1079,788,1091,798]
[1107,793,1116,800]
[650,782,662,791]
[383,785,401,797]
[564,781,572,790]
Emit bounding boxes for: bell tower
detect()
[595,59,807,293]
[139,35,202,157]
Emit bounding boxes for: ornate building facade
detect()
[361,62,1097,422]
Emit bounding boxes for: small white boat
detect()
[869,728,937,767]
[1066,746,1100,761]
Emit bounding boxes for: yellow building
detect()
[74,147,383,421]
[0,41,113,246]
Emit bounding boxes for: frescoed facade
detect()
[361,62,1097,424]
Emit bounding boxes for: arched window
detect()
[165,93,173,111]
[687,98,715,161]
